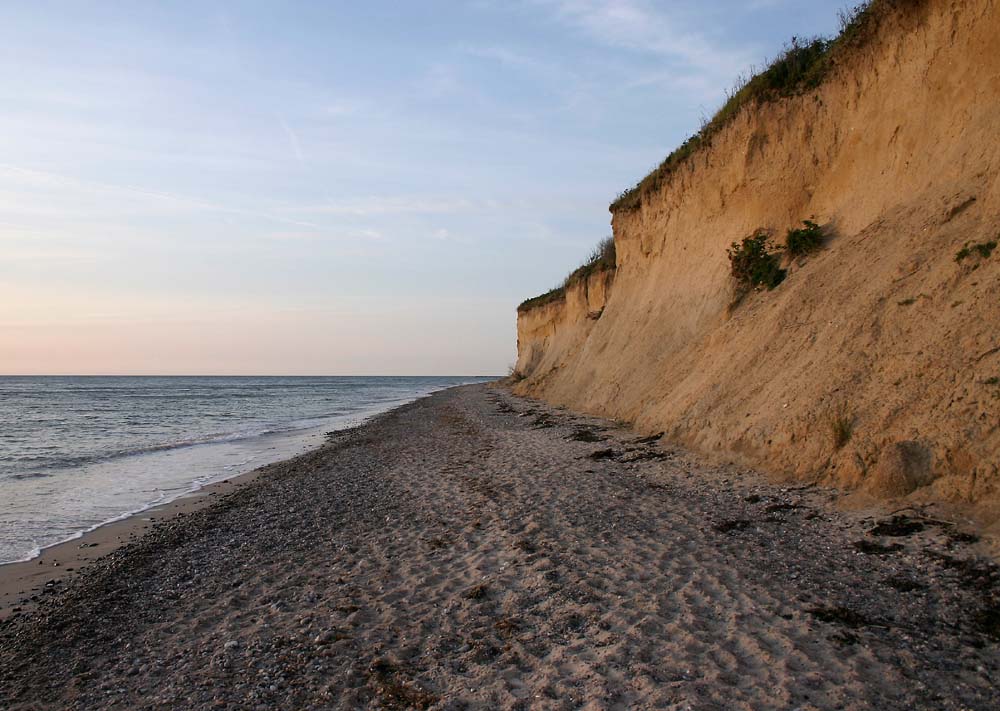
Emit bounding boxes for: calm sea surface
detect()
[0,376,493,564]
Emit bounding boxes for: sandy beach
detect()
[1,384,998,709]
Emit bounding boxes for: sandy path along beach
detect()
[0,383,998,709]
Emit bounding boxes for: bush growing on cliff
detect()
[728,231,786,291]
[785,220,824,257]
[610,0,928,214]
[955,239,997,263]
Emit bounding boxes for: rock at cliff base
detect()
[865,441,935,498]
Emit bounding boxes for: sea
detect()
[0,375,493,565]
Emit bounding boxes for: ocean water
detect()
[0,376,492,565]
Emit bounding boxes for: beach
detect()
[1,383,998,709]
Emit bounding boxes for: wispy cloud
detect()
[0,164,321,230]
[323,101,361,118]
[261,227,383,242]
[291,196,477,217]
[461,45,541,70]
[622,68,722,99]
[0,244,104,265]
[459,41,581,87]
[278,116,305,164]
[534,0,754,80]
[416,64,463,100]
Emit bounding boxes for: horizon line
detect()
[0,373,503,378]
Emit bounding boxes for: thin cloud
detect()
[279,116,306,164]
[416,64,463,100]
[292,196,478,217]
[462,45,540,69]
[0,245,104,265]
[259,227,383,242]
[0,164,321,230]
[535,0,755,80]
[623,69,722,100]
[323,101,361,118]
[459,42,580,86]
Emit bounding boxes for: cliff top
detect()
[517,236,615,313]
[609,0,925,214]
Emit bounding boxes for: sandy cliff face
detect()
[514,0,1000,516]
[516,268,614,380]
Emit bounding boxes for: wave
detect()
[1,392,438,481]
[4,413,357,480]
[0,488,176,565]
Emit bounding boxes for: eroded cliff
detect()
[514,0,1000,518]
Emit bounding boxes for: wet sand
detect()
[0,472,264,621]
[0,384,998,709]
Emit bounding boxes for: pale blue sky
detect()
[0,1,847,375]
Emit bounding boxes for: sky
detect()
[0,0,849,375]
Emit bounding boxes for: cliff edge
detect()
[513,0,1000,519]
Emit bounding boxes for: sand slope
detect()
[514,0,1000,517]
[1,385,997,709]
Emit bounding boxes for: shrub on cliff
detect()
[785,220,824,257]
[728,231,786,291]
[955,239,997,263]
[506,363,525,382]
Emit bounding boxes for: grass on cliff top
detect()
[610,0,926,214]
[518,236,616,313]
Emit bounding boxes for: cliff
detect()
[514,0,1000,517]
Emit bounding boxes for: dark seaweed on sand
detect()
[870,515,926,537]
[884,575,926,592]
[713,519,752,534]
[622,449,669,462]
[567,428,604,443]
[462,583,490,600]
[807,605,872,628]
[367,658,438,710]
[586,448,619,461]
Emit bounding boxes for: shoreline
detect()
[0,466,267,621]
[0,383,478,618]
[2,383,998,709]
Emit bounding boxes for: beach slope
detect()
[1,385,998,709]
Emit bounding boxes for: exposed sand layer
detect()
[1,385,998,709]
